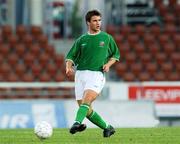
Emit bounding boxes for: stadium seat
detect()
[130,63,143,76]
[39,72,51,82]
[134,43,145,56]
[46,63,57,77]
[54,54,64,67]
[153,71,166,81]
[44,45,55,57]
[158,35,169,47]
[106,25,117,35]
[22,73,34,82]
[144,34,156,47]
[29,44,41,56]
[38,52,50,67]
[22,34,33,47]
[164,24,176,37]
[30,26,43,38]
[155,53,167,65]
[8,35,18,47]
[138,72,151,81]
[168,72,180,81]
[0,63,11,77]
[23,53,35,67]
[1,25,13,41]
[119,42,130,56]
[123,72,136,81]
[164,14,175,24]
[114,34,124,45]
[115,63,127,76]
[135,25,146,37]
[127,34,139,46]
[158,4,168,17]
[140,53,152,64]
[126,53,136,64]
[15,63,26,77]
[16,25,27,40]
[7,73,19,82]
[7,53,19,66]
[161,62,173,76]
[169,0,177,7]
[120,25,131,37]
[15,43,26,57]
[147,43,160,56]
[0,44,10,57]
[146,63,158,76]
[36,34,48,46]
[54,73,65,82]
[171,53,180,65]
[149,25,161,37]
[163,42,175,55]
[31,63,42,78]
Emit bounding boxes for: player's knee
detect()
[86,109,93,117]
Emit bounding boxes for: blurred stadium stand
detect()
[0,0,179,100]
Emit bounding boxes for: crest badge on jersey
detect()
[99,41,105,47]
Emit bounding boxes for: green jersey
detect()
[66,31,120,71]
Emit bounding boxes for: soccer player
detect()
[65,9,120,137]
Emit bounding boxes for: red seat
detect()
[15,43,26,57]
[44,45,55,57]
[138,72,151,81]
[16,25,27,40]
[7,53,19,66]
[38,52,50,67]
[0,63,11,77]
[149,25,161,37]
[168,72,180,81]
[134,43,145,56]
[22,34,33,47]
[22,73,34,82]
[153,71,166,81]
[169,0,177,7]
[140,53,152,64]
[130,63,143,76]
[8,35,18,47]
[0,44,10,57]
[39,72,51,82]
[119,42,130,56]
[115,63,127,76]
[54,54,64,67]
[164,14,175,24]
[135,25,146,37]
[147,43,160,56]
[164,24,176,37]
[106,25,117,35]
[23,53,35,67]
[163,42,175,55]
[161,62,173,76]
[31,63,42,77]
[46,63,57,77]
[158,4,169,17]
[15,64,26,76]
[155,53,167,65]
[146,63,158,76]
[125,53,136,64]
[30,44,41,56]
[123,72,136,81]
[172,34,180,47]
[54,73,65,82]
[158,35,169,47]
[114,34,124,45]
[1,25,13,41]
[36,35,48,46]
[127,34,139,46]
[171,53,180,65]
[7,73,19,82]
[120,25,131,37]
[144,34,156,47]
[30,26,43,38]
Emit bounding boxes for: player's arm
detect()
[65,39,80,76]
[66,59,74,77]
[103,35,120,72]
[103,58,117,72]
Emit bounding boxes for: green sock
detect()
[75,103,90,124]
[87,111,109,129]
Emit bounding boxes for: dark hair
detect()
[85,10,101,22]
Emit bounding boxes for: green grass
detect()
[0,127,180,144]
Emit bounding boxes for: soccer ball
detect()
[34,121,53,139]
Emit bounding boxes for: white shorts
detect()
[75,70,105,100]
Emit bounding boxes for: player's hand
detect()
[103,64,110,72]
[66,66,74,77]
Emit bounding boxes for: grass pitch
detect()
[0,127,180,144]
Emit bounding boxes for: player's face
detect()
[88,16,101,33]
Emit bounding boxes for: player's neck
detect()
[88,30,101,35]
